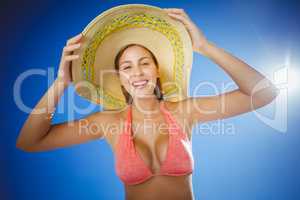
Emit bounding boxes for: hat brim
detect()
[72,4,193,110]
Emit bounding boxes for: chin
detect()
[131,90,155,98]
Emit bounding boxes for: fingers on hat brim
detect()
[66,33,83,45]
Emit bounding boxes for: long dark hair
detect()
[114,44,164,104]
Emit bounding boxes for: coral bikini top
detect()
[115,101,194,185]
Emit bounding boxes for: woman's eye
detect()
[142,63,149,65]
[122,66,131,70]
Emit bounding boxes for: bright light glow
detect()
[288,67,300,93]
[273,51,300,95]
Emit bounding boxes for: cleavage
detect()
[131,121,170,173]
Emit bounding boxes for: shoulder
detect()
[162,99,194,140]
[162,99,193,125]
[91,106,129,149]
[163,99,191,118]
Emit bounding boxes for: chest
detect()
[113,114,192,174]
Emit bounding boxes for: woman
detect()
[16,7,278,200]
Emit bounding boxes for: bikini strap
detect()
[160,101,191,140]
[124,104,132,135]
[159,101,181,130]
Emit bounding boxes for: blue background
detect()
[1,0,300,199]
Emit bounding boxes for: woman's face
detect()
[118,45,159,98]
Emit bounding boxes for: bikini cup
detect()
[115,101,194,185]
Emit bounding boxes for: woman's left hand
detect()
[163,8,209,55]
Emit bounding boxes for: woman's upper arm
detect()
[185,89,276,124]
[25,111,114,152]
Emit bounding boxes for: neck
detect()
[132,94,162,118]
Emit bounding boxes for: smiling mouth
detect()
[132,80,149,89]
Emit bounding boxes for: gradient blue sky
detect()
[1,0,300,199]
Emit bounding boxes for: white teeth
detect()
[132,80,148,87]
[132,80,148,88]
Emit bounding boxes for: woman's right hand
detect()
[57,33,83,86]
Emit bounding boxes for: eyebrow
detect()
[120,56,150,66]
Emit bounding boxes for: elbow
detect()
[249,77,280,107]
[264,86,279,104]
[16,142,28,152]
[16,137,39,153]
[16,141,32,152]
[16,144,39,153]
[253,86,279,108]
[267,79,280,102]
[16,135,25,151]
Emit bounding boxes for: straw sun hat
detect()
[72,4,193,110]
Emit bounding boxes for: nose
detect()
[132,65,143,76]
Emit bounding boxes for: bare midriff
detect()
[124,175,194,200]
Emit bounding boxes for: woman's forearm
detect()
[163,8,278,101]
[200,41,278,99]
[16,33,82,150]
[16,78,67,149]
